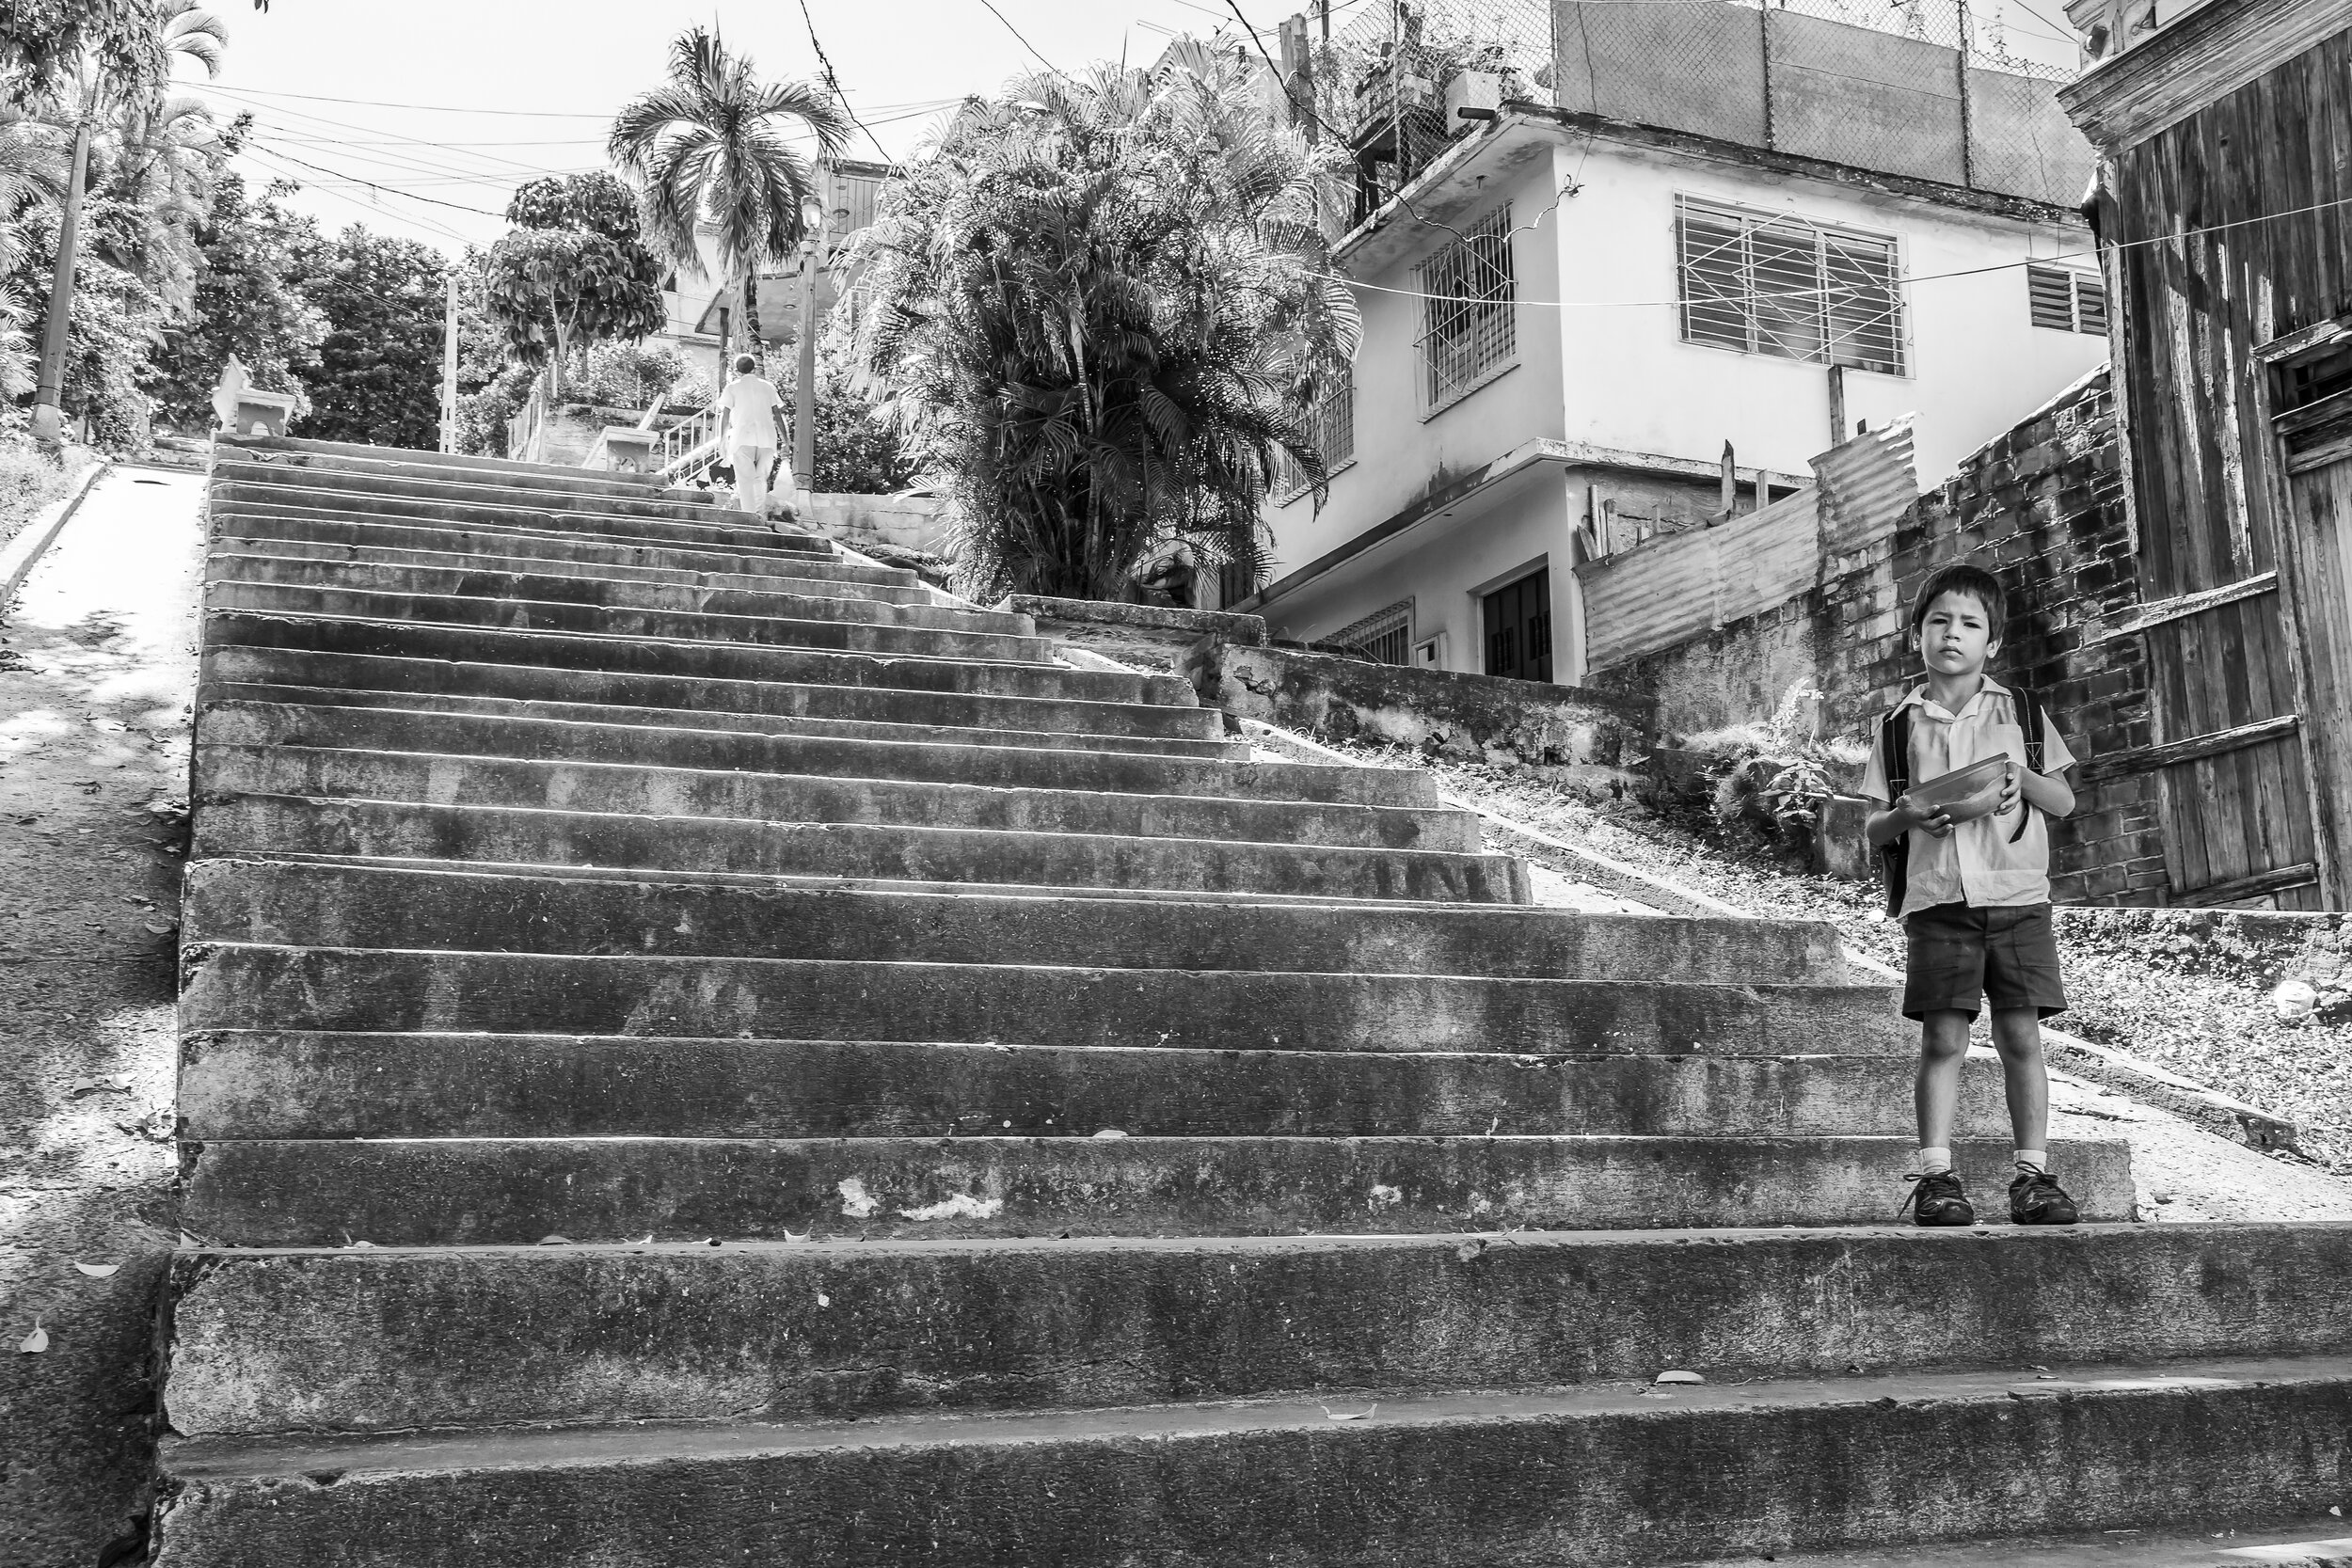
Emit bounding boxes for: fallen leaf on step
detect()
[1091,1129,1128,1139]
[19,1320,47,1354]
[536,1235,570,1246]
[1318,1403,1376,1421]
[1655,1370,1704,1385]
[628,1235,654,1245]
[143,920,173,936]
[72,1262,119,1278]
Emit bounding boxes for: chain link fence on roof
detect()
[1299,0,2094,220]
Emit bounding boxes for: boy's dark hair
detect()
[1910,561,2008,635]
[733,353,757,374]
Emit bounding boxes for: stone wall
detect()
[1186,641,1655,768]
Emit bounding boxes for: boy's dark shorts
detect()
[1901,901,2067,1021]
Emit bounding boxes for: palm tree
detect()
[850,58,1359,602]
[608,25,850,347]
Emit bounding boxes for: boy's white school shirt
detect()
[1858,676,2077,918]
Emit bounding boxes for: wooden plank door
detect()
[2274,377,2352,907]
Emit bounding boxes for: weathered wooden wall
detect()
[2096,24,2352,909]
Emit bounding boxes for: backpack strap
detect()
[2008,686,2043,844]
[1878,705,1913,919]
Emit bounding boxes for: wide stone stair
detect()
[151,436,2352,1564]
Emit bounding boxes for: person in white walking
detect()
[714,353,785,521]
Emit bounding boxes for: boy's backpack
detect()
[1877,685,2046,919]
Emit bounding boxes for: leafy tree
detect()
[147,168,323,430]
[294,225,449,447]
[787,335,915,494]
[608,25,849,344]
[852,60,1358,601]
[483,170,661,395]
[8,192,167,445]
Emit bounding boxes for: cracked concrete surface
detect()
[1,467,202,1568]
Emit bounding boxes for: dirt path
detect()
[0,467,202,1568]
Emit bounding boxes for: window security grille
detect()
[2026,264,2109,335]
[1419,205,1517,411]
[1273,368,1358,501]
[1328,599,1413,667]
[1677,198,1904,375]
[1216,556,1260,609]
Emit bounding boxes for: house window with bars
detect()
[1419,205,1517,413]
[1677,198,1905,375]
[1328,599,1414,667]
[1273,368,1358,502]
[2026,264,2109,335]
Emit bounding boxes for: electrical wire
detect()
[798,0,897,165]
[240,145,478,244]
[246,142,511,218]
[975,0,1065,73]
[1320,186,2352,311]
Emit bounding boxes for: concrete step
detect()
[177,945,1896,1057]
[180,1032,2005,1141]
[209,552,1016,634]
[1694,1524,2352,1567]
[191,800,1530,899]
[196,703,1434,809]
[206,483,834,561]
[176,1132,2128,1244]
[204,680,1251,759]
[199,645,1223,741]
[162,1224,2352,1436]
[146,1352,2352,1567]
[211,458,800,536]
[217,434,697,501]
[178,861,1842,982]
[211,532,938,601]
[204,581,1055,663]
[192,744,1483,852]
[211,510,919,586]
[199,612,1179,704]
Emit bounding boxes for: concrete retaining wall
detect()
[1187,641,1654,768]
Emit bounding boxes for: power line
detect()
[242,145,478,244]
[1323,187,2352,311]
[249,141,511,218]
[797,0,897,165]
[975,0,1063,73]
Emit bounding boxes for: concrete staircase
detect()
[151,436,2352,1564]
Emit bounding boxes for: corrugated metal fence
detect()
[1578,421,1918,671]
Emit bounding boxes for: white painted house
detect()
[1234,1,2110,689]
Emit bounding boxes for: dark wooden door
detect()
[1482,570,1552,683]
[2275,376,2352,906]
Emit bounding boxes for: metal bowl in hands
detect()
[1906,755,2012,825]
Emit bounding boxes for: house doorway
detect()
[2270,330,2352,905]
[1482,569,1552,683]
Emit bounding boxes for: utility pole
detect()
[438,269,461,453]
[30,119,92,451]
[1280,14,1315,145]
[793,171,826,499]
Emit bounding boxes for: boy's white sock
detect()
[1916,1146,1953,1175]
[2014,1148,2047,1173]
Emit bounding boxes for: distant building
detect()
[653,157,896,382]
[1230,0,2111,689]
[2057,0,2352,908]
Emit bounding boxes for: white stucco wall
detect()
[1551,139,2106,484]
[1256,123,2107,686]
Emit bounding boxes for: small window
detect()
[2027,263,2108,335]
[1329,598,1413,666]
[1419,205,1516,412]
[1677,198,1904,375]
[1274,367,1357,501]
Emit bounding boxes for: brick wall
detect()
[1590,368,2169,905]
[1830,369,2166,905]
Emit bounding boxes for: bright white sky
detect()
[189,0,1288,256]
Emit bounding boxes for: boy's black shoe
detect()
[2010,1165,2079,1225]
[1902,1169,1975,1227]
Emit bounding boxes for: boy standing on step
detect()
[1861,562,2082,1228]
